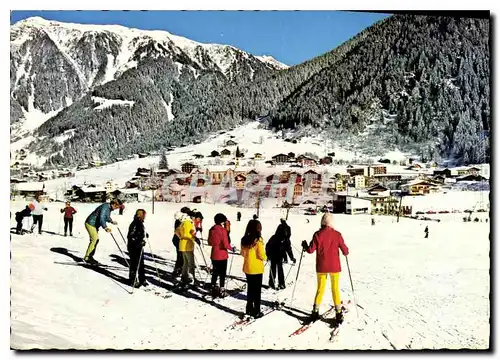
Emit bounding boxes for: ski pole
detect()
[345,256,359,318]
[289,247,305,308]
[59,216,62,235]
[197,242,209,269]
[284,262,294,282]
[147,240,162,286]
[117,227,127,247]
[131,247,144,295]
[110,232,130,268]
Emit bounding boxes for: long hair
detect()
[241,219,262,248]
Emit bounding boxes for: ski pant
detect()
[31,215,43,233]
[245,273,263,315]
[15,215,24,234]
[181,251,195,283]
[64,217,74,235]
[211,259,228,288]
[314,272,341,312]
[84,223,99,261]
[269,258,285,288]
[129,246,145,285]
[172,235,183,273]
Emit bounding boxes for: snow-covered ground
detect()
[10,200,490,350]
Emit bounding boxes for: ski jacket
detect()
[127,217,146,252]
[193,217,203,232]
[207,224,231,260]
[85,203,114,230]
[306,226,349,273]
[176,218,196,252]
[241,238,267,275]
[16,206,32,219]
[61,206,77,219]
[30,199,47,216]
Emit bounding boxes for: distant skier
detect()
[60,201,77,236]
[83,199,121,264]
[127,209,148,288]
[424,226,429,239]
[241,219,267,318]
[30,193,48,234]
[371,218,375,226]
[237,211,242,222]
[207,213,234,298]
[301,213,349,324]
[15,204,34,235]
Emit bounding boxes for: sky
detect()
[10,11,389,66]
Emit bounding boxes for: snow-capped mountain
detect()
[10,16,287,128]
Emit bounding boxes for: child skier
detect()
[207,213,234,298]
[60,201,77,236]
[15,204,34,235]
[127,209,148,288]
[301,213,349,324]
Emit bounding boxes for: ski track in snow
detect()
[10,200,490,350]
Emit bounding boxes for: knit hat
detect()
[214,213,227,225]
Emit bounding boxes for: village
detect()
[10,136,490,219]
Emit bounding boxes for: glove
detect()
[44,208,48,211]
[141,240,146,247]
[105,228,112,233]
[112,221,118,225]
[195,238,201,246]
[232,246,237,253]
[301,240,308,251]
[292,258,297,265]
[146,233,149,239]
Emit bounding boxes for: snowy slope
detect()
[10,200,490,349]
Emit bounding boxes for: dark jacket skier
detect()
[127,209,148,288]
[424,226,429,238]
[277,219,295,264]
[237,212,242,222]
[265,223,295,290]
[15,204,33,235]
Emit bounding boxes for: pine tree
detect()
[159,150,169,170]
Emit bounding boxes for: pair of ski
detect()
[202,285,246,302]
[54,260,125,271]
[289,300,351,340]
[225,299,287,331]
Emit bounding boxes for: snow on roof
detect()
[80,187,107,193]
[13,182,45,191]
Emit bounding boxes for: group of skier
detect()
[13,194,351,323]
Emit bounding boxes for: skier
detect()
[60,201,77,236]
[241,219,267,318]
[301,213,349,324]
[237,211,242,222]
[127,209,148,288]
[30,193,48,234]
[15,204,34,235]
[207,213,234,298]
[172,207,192,277]
[193,210,204,239]
[224,218,232,245]
[176,209,200,287]
[83,199,121,264]
[266,223,296,290]
[424,226,429,239]
[277,218,295,264]
[119,204,125,216]
[371,218,375,226]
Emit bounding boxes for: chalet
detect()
[181,162,197,174]
[279,171,292,183]
[369,164,387,175]
[225,140,238,146]
[248,169,259,175]
[347,166,365,176]
[136,167,151,177]
[155,169,170,178]
[210,150,220,157]
[373,174,402,184]
[432,175,446,184]
[303,169,321,183]
[138,153,148,159]
[297,155,318,167]
[125,178,140,189]
[104,180,118,193]
[369,196,400,215]
[433,168,453,178]
[194,154,204,159]
[166,168,183,177]
[456,174,487,182]
[401,179,441,195]
[346,196,372,215]
[12,182,46,199]
[319,156,333,165]
[254,153,264,160]
[234,174,247,190]
[74,186,107,203]
[458,166,481,176]
[208,168,233,185]
[335,179,346,192]
[221,149,231,157]
[310,179,323,194]
[272,153,289,164]
[365,184,390,197]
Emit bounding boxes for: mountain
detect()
[10,16,288,164]
[10,14,490,167]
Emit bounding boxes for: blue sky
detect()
[11,11,389,66]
